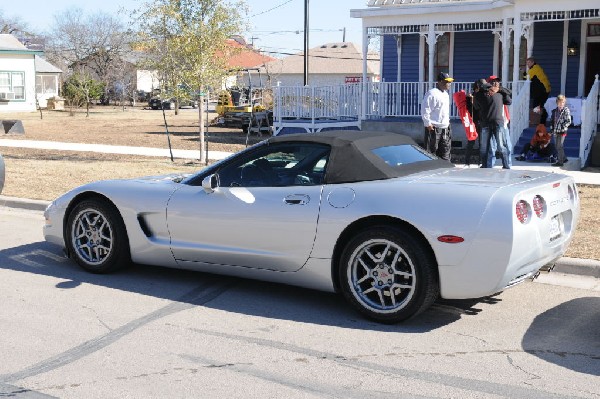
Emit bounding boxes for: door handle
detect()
[284,194,310,205]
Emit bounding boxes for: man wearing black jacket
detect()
[473,81,510,169]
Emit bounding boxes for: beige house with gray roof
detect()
[247,42,379,87]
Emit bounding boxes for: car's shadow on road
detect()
[2,241,504,333]
[522,297,600,376]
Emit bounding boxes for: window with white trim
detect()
[36,75,58,95]
[0,71,26,100]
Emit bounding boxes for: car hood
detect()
[132,173,192,183]
[406,167,569,188]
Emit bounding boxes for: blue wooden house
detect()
[273,0,600,168]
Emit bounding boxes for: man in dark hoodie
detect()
[473,81,510,169]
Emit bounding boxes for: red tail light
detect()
[532,195,545,218]
[516,200,530,224]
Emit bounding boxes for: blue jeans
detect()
[500,126,512,168]
[480,125,510,169]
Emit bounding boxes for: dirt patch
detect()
[1,106,599,260]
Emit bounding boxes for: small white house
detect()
[0,34,40,112]
[0,34,62,112]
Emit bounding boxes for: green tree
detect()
[135,0,247,163]
[62,73,105,117]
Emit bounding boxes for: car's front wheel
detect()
[66,199,130,273]
[339,226,439,323]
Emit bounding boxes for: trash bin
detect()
[47,96,65,110]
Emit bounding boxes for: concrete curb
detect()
[0,195,50,212]
[553,257,600,278]
[1,194,599,280]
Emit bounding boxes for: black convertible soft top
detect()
[268,130,453,184]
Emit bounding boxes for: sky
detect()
[1,0,371,57]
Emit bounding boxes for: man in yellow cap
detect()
[422,72,454,161]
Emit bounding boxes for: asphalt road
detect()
[1,207,599,399]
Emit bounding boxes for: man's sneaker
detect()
[549,156,557,163]
[516,155,525,161]
[564,158,569,163]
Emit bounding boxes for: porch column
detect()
[561,20,569,94]
[501,18,510,86]
[525,23,534,57]
[512,16,522,83]
[396,35,402,82]
[362,29,369,121]
[427,24,436,84]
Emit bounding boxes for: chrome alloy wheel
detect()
[347,238,416,313]
[71,208,114,265]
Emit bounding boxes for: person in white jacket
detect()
[422,72,453,161]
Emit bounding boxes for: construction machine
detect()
[216,68,273,136]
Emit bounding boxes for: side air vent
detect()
[137,215,152,237]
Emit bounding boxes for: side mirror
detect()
[201,174,218,193]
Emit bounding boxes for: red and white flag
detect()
[453,90,478,141]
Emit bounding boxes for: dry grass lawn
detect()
[1,105,599,260]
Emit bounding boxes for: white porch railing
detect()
[508,80,530,152]
[363,81,475,119]
[273,81,530,138]
[275,81,524,119]
[273,84,362,134]
[579,75,600,168]
[273,84,362,121]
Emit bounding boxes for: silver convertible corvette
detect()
[44,131,580,323]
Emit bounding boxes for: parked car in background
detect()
[0,151,4,194]
[149,96,198,110]
[43,130,580,323]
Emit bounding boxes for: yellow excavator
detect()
[216,68,272,135]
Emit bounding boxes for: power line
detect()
[257,48,379,61]
[250,28,345,35]
[250,0,294,18]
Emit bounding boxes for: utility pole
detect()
[303,0,309,86]
[342,27,346,42]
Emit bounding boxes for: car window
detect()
[216,143,330,187]
[371,145,434,167]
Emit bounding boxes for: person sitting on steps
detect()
[516,124,556,162]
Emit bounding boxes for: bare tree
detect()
[45,8,131,104]
[0,9,32,36]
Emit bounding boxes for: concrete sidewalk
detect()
[0,138,233,161]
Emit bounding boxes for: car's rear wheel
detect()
[66,199,130,273]
[339,226,439,323]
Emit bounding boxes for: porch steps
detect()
[513,126,581,159]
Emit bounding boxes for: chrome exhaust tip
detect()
[539,262,556,273]
[530,270,541,281]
